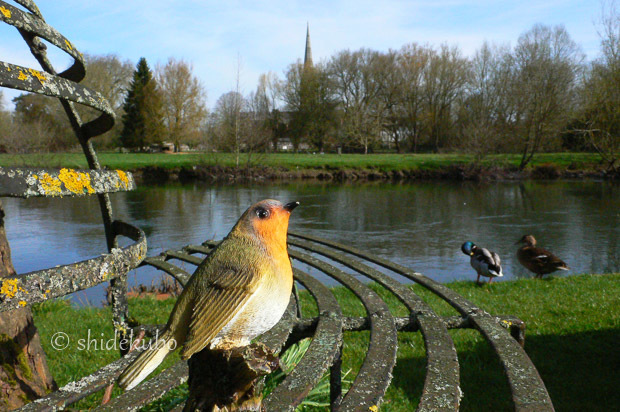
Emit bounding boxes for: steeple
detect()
[304,23,313,67]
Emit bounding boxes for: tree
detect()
[421,44,469,152]
[373,50,405,152]
[11,93,72,151]
[398,43,431,152]
[157,58,208,151]
[119,57,165,149]
[254,72,285,151]
[511,25,583,169]
[457,42,511,159]
[329,49,383,153]
[282,61,337,152]
[578,1,619,171]
[81,54,134,148]
[213,91,244,152]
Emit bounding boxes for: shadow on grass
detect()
[388,328,619,412]
[527,328,619,412]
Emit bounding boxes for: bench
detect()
[0,2,554,410]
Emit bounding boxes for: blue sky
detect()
[0,1,607,109]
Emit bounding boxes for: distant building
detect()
[304,23,313,68]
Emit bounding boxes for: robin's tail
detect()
[118,330,176,390]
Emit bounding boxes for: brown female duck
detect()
[516,235,569,278]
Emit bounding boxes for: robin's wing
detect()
[180,263,261,359]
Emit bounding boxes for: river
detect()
[3,179,618,305]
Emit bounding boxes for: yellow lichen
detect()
[18,70,28,81]
[1,279,21,299]
[501,320,513,328]
[28,69,46,85]
[114,322,128,335]
[39,172,62,195]
[369,406,378,412]
[64,39,73,51]
[18,301,26,307]
[0,6,11,19]
[58,168,94,194]
[116,170,129,189]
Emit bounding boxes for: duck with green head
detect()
[461,241,503,284]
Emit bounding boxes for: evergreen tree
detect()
[119,58,164,149]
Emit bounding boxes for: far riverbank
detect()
[0,152,616,183]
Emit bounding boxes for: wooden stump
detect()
[184,343,279,412]
[0,200,56,409]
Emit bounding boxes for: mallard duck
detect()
[516,235,569,278]
[461,241,504,284]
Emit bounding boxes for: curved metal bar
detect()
[0,61,114,135]
[16,344,143,411]
[0,167,136,198]
[164,250,203,266]
[0,1,84,79]
[263,269,343,411]
[288,238,461,411]
[0,221,146,312]
[140,257,191,287]
[95,361,188,412]
[287,249,398,411]
[288,232,554,411]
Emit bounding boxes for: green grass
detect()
[0,152,605,173]
[32,274,619,410]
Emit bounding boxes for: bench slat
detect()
[288,249,398,411]
[287,237,461,411]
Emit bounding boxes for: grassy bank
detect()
[31,274,619,410]
[0,152,608,179]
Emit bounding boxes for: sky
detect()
[0,0,609,110]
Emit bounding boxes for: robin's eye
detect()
[256,208,269,219]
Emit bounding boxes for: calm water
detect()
[3,180,618,304]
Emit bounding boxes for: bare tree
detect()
[421,44,469,152]
[84,54,134,110]
[373,50,405,152]
[511,24,583,169]
[396,44,431,152]
[254,72,285,151]
[81,54,134,148]
[328,49,383,153]
[578,1,619,171]
[157,58,208,151]
[213,91,244,152]
[457,42,511,159]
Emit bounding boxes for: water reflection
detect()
[3,180,618,304]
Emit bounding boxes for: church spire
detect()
[304,22,313,67]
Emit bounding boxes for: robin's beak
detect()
[284,201,299,212]
[470,252,474,256]
[514,239,522,245]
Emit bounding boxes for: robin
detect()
[118,199,299,390]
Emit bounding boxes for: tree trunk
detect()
[0,200,56,409]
